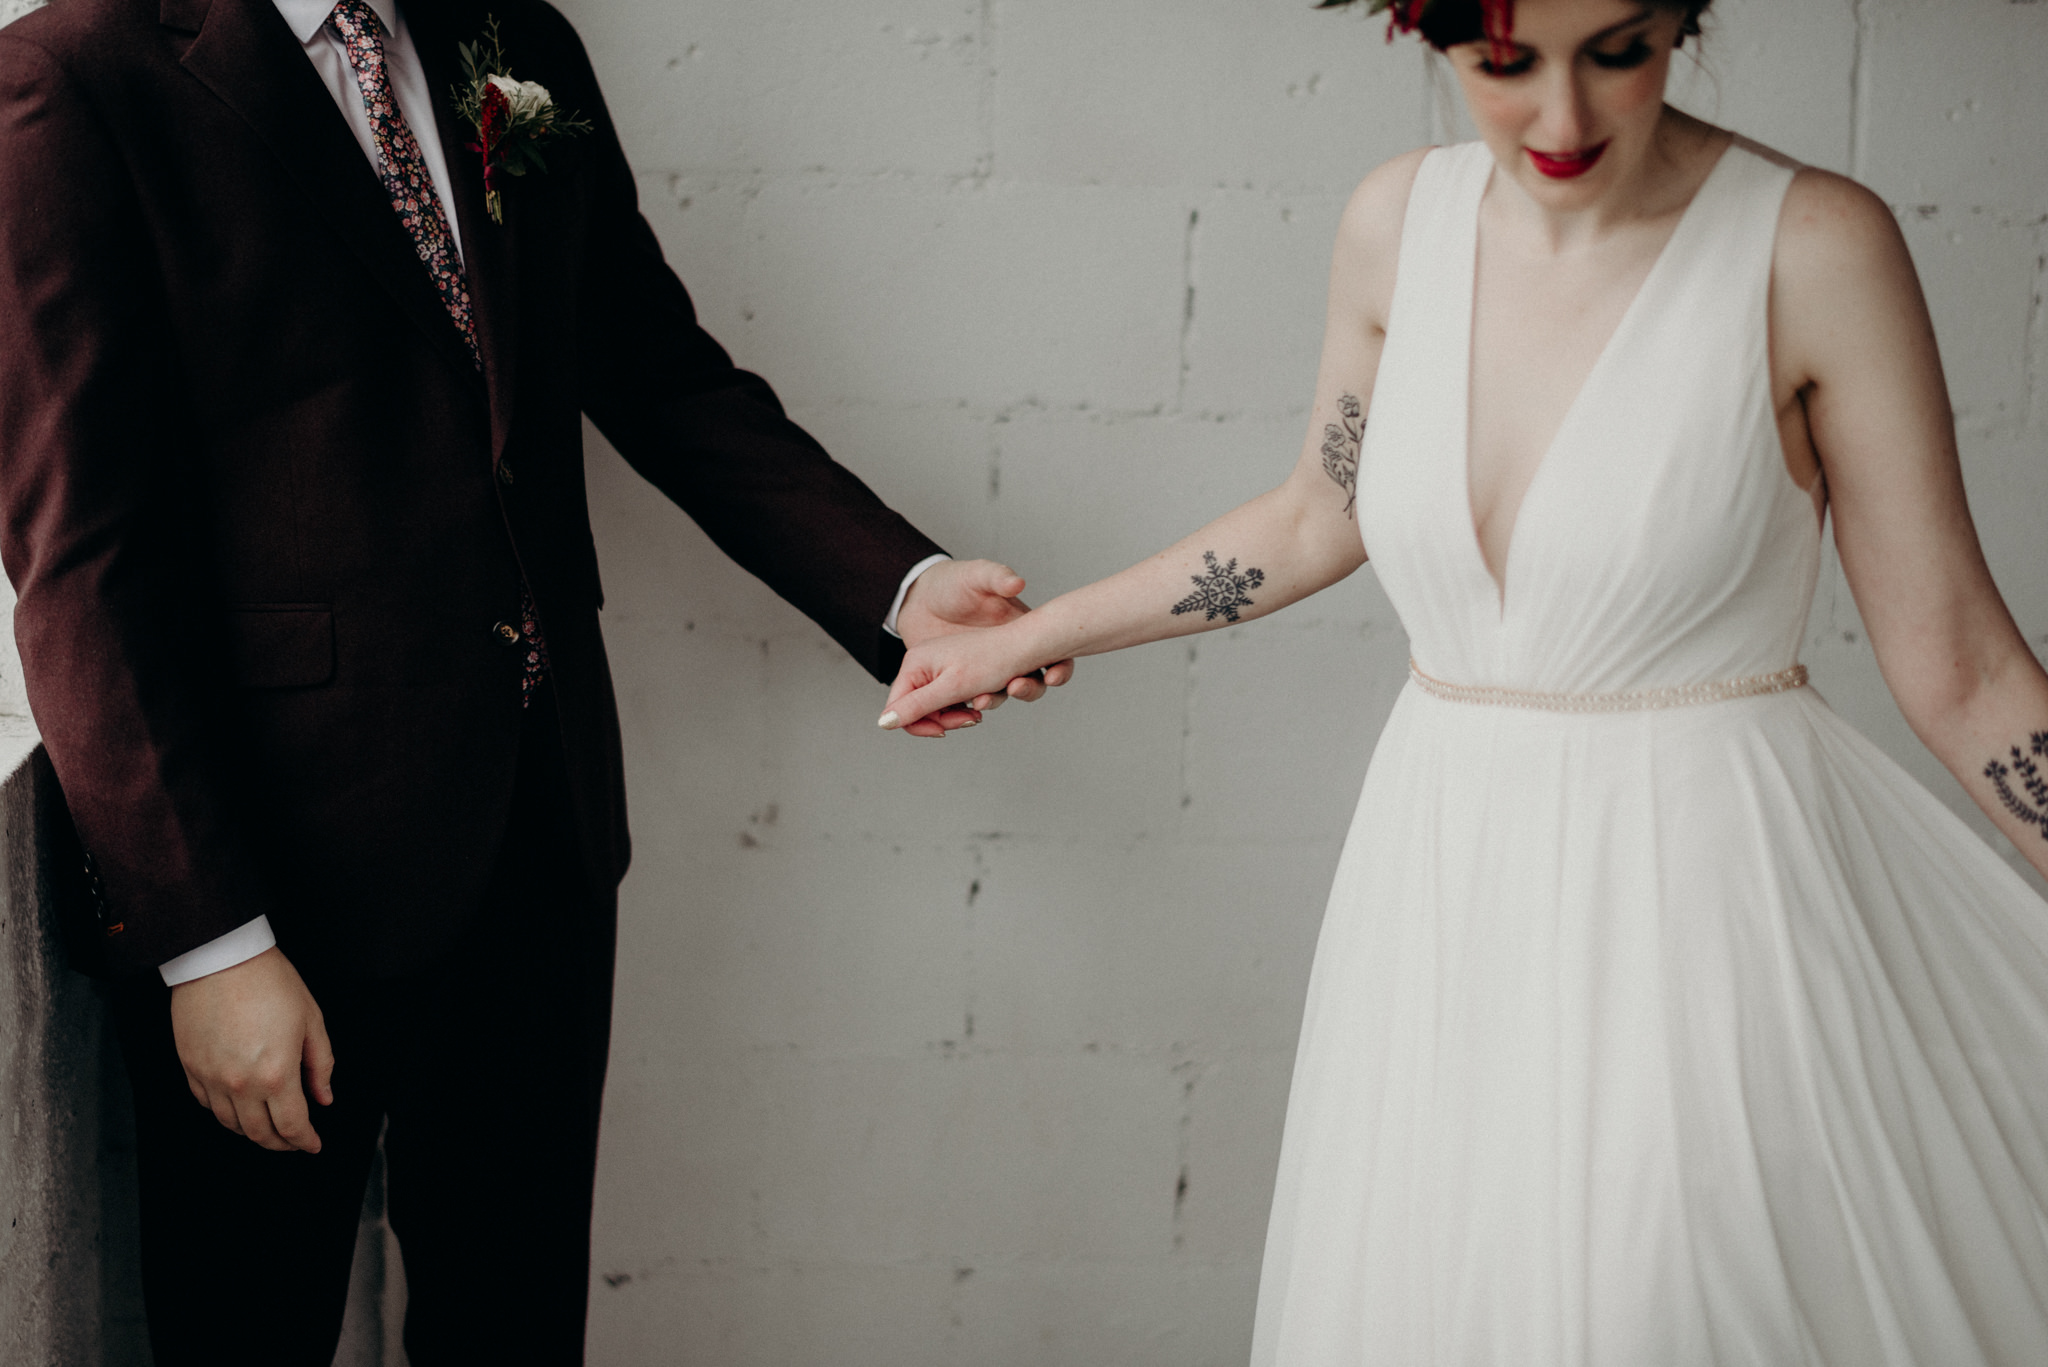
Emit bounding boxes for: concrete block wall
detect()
[552,1,2048,1363]
[567,4,1417,1361]
[0,1,2042,1363]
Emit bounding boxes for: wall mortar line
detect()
[2029,223,2047,432]
[976,0,997,183]
[1846,0,1868,180]
[1175,208,1200,412]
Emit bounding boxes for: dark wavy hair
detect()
[1316,0,1712,51]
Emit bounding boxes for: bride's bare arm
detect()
[880,149,1428,730]
[1777,167,2048,878]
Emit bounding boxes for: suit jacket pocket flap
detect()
[226,606,335,689]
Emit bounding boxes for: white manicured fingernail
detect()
[878,711,901,729]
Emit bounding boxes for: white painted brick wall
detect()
[5,0,2042,1361]
[559,1,2048,1362]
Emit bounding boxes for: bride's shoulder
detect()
[1770,159,1910,301]
[1336,146,1436,251]
[1330,146,1437,299]
[1760,154,1921,387]
[1709,132,1896,265]
[1704,131,1905,300]
[1328,146,1443,327]
[1776,166,1897,252]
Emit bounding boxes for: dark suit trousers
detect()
[112,690,618,1366]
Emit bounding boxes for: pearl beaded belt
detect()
[1409,660,1809,713]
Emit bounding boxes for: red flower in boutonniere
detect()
[453,16,591,225]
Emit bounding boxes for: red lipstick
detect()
[1526,141,1609,179]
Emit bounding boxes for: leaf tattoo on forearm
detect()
[1984,731,2048,839]
[1171,551,1266,623]
[1321,393,1362,519]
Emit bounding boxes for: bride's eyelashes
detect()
[1472,33,1655,78]
[1589,38,1656,70]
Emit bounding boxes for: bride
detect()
[883,0,2048,1361]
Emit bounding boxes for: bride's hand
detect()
[887,560,1075,736]
[880,619,1058,734]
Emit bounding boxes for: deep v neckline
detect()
[1460,139,1738,618]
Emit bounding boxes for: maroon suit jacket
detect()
[0,0,944,979]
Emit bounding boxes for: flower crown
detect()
[1316,0,1518,66]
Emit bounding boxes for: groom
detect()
[0,0,1058,1361]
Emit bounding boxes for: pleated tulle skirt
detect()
[1248,683,2048,1367]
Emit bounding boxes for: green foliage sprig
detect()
[452,16,592,223]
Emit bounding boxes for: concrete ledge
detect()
[0,725,108,1366]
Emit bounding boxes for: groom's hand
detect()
[893,559,1074,737]
[170,945,336,1154]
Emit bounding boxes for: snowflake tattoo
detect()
[1984,731,2048,840]
[1321,392,1362,519]
[1171,550,1267,624]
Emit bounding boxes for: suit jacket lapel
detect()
[410,3,520,466]
[171,0,484,387]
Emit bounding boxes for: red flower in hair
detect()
[1479,0,1517,67]
[1381,0,1426,33]
[1366,0,1520,68]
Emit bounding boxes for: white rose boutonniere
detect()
[485,74,552,120]
[454,17,592,224]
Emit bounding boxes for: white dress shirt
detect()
[159,0,944,985]
[272,0,463,259]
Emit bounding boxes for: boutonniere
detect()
[453,16,592,225]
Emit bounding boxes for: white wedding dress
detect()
[1248,139,2048,1366]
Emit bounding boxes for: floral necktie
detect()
[328,0,549,705]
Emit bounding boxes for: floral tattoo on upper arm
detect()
[1321,393,1362,519]
[1984,732,2048,839]
[1171,551,1266,624]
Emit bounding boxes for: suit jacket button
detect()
[494,621,520,643]
[497,461,514,486]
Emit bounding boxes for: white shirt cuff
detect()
[159,915,278,986]
[882,553,952,639]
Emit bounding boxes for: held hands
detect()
[887,559,1073,738]
[170,945,335,1153]
[882,612,1057,734]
